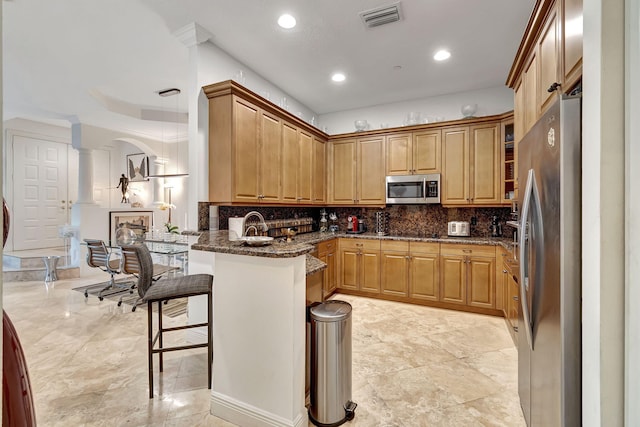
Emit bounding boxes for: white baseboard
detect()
[211,391,307,427]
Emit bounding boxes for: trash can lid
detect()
[310,300,352,322]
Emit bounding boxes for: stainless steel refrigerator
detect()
[517,94,582,426]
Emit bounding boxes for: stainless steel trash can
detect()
[309,300,357,426]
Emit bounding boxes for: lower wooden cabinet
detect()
[335,238,501,317]
[439,244,496,309]
[380,241,440,300]
[317,239,337,299]
[500,250,519,345]
[408,242,440,301]
[381,241,410,297]
[338,239,381,294]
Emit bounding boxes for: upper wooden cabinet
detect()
[507,0,582,140]
[385,130,441,175]
[329,136,385,205]
[538,3,560,114]
[204,80,328,205]
[442,123,501,206]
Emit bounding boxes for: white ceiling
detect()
[3,0,534,141]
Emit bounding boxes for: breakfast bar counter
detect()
[188,230,311,427]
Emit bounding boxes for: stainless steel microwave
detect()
[385,174,441,204]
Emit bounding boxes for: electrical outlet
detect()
[470,216,477,226]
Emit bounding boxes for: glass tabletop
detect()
[144,241,188,255]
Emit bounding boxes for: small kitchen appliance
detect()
[374,211,389,236]
[447,221,470,237]
[490,216,503,237]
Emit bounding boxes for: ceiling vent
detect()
[359,2,402,28]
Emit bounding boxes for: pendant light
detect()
[147,88,189,178]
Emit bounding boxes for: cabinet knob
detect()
[405,256,410,260]
[513,326,519,332]
[513,296,519,301]
[463,249,472,253]
[503,269,508,273]
[547,82,561,93]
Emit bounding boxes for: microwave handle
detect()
[423,178,427,199]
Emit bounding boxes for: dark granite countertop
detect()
[191,230,315,258]
[278,231,514,251]
[305,254,327,276]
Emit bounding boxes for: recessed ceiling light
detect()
[278,14,296,29]
[331,73,346,82]
[433,50,451,61]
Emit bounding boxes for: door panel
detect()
[281,123,299,202]
[360,251,380,293]
[13,136,69,250]
[470,124,501,204]
[233,98,259,201]
[381,251,408,296]
[260,112,282,202]
[410,253,439,301]
[440,256,466,305]
[330,140,356,204]
[413,130,441,174]
[298,131,313,202]
[468,256,496,308]
[442,127,469,204]
[339,249,359,290]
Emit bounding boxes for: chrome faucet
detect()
[242,211,268,237]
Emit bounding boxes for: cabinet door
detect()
[312,137,326,204]
[281,123,299,203]
[470,123,501,205]
[326,249,337,295]
[409,252,439,301]
[563,0,583,88]
[523,54,538,134]
[259,111,282,202]
[330,140,357,204]
[467,256,496,309]
[538,6,559,114]
[232,98,260,202]
[357,137,385,204]
[381,251,409,297]
[339,248,359,290]
[413,130,441,174]
[360,250,381,293]
[441,127,469,205]
[386,133,412,175]
[514,80,525,144]
[298,131,313,203]
[440,255,466,305]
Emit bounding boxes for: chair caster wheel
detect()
[117,301,122,307]
[84,291,88,298]
[132,306,137,312]
[99,297,104,301]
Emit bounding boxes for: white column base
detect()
[211,391,307,427]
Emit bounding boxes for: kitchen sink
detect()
[241,236,274,247]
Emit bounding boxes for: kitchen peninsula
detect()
[188,230,317,427]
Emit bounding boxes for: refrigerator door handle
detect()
[520,169,536,351]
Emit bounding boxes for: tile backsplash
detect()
[199,203,513,239]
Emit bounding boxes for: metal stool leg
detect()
[158,301,164,372]
[148,300,154,398]
[208,290,213,389]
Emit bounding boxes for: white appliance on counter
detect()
[518,94,581,426]
[447,221,470,237]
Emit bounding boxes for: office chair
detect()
[83,239,132,300]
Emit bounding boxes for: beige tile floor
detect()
[3,275,525,426]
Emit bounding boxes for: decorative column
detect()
[76,147,96,205]
[149,155,165,206]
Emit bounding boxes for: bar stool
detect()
[119,244,213,398]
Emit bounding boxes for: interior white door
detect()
[12,135,69,250]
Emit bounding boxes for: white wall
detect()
[582,0,626,425]
[318,85,515,134]
[625,0,640,424]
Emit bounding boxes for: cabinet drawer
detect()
[339,238,380,251]
[409,241,440,254]
[440,244,496,257]
[381,240,409,252]
[317,239,336,253]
